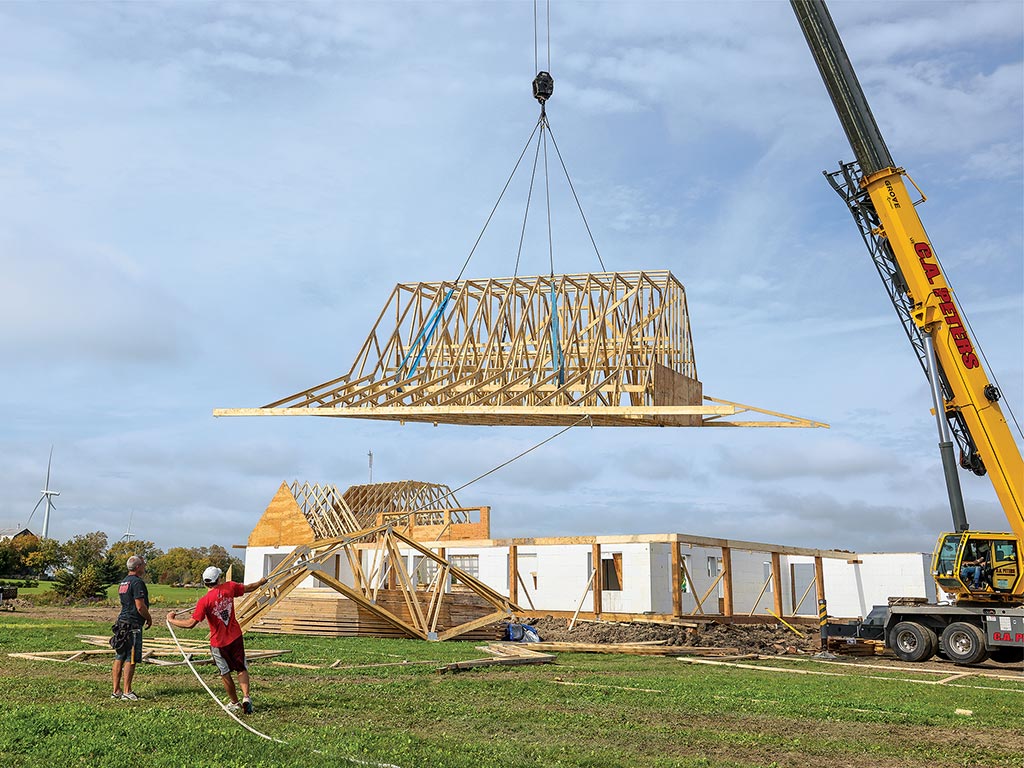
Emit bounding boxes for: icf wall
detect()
[245,539,936,619]
[436,543,660,613]
[819,553,934,617]
[245,544,355,590]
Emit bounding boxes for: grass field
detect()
[2,609,1023,768]
[10,581,206,606]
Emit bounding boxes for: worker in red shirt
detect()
[167,566,268,714]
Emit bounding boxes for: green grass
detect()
[12,581,205,607]
[1,611,1023,767]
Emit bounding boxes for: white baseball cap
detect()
[202,566,223,585]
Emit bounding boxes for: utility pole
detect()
[368,450,373,484]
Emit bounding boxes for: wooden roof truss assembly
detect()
[236,524,521,642]
[342,480,462,524]
[216,270,826,428]
[289,481,366,539]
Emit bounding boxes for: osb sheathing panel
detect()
[248,482,316,548]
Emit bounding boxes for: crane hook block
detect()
[533,71,554,104]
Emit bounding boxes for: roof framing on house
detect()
[216,271,827,428]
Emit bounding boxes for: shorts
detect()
[114,629,143,663]
[211,636,248,675]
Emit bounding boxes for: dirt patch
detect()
[523,616,820,654]
[4,602,117,623]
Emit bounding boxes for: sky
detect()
[0,1,1021,557]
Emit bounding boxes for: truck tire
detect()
[941,622,989,665]
[890,621,937,662]
[989,647,1024,664]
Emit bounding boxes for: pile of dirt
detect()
[523,616,820,655]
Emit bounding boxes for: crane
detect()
[791,0,1024,664]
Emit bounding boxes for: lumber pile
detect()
[827,637,890,657]
[249,587,504,641]
[516,641,740,657]
[7,636,291,667]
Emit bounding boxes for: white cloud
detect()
[0,1,1018,558]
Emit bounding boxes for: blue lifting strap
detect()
[549,282,565,386]
[397,287,455,380]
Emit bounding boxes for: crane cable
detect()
[404,0,608,381]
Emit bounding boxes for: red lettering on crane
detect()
[931,288,979,369]
[915,242,941,284]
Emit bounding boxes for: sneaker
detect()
[122,691,139,701]
[226,701,242,713]
[242,698,253,714]
[110,692,123,700]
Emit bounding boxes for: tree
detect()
[22,537,64,577]
[150,547,197,585]
[105,540,163,583]
[62,532,108,575]
[0,540,22,577]
[53,563,106,601]
[227,556,245,582]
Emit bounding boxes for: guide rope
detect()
[165,616,402,768]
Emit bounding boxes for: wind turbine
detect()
[121,511,135,543]
[26,446,60,539]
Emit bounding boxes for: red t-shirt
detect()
[193,581,246,648]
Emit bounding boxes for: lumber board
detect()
[520,641,739,657]
[436,653,555,673]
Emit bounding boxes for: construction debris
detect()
[4,635,292,667]
[514,641,739,657]
[524,616,821,655]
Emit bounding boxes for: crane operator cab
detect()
[933,532,1021,601]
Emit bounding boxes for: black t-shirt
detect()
[117,574,149,629]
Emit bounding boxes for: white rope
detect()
[165,620,401,768]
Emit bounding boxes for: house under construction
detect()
[236,480,936,641]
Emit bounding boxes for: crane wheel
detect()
[889,621,937,663]
[941,622,989,665]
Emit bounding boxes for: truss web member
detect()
[167,566,268,714]
[112,555,152,701]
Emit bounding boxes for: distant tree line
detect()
[0,531,244,600]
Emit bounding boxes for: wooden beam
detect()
[435,610,508,642]
[592,544,603,618]
[721,546,734,617]
[671,542,682,619]
[508,545,518,605]
[771,551,783,618]
[814,556,826,606]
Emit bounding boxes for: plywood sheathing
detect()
[216,271,827,428]
[248,482,316,548]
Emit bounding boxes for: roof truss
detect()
[217,271,825,428]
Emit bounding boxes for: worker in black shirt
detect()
[111,556,152,700]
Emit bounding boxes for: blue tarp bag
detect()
[506,623,541,643]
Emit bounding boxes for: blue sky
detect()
[1,1,1021,555]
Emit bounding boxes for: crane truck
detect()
[790,0,1024,665]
